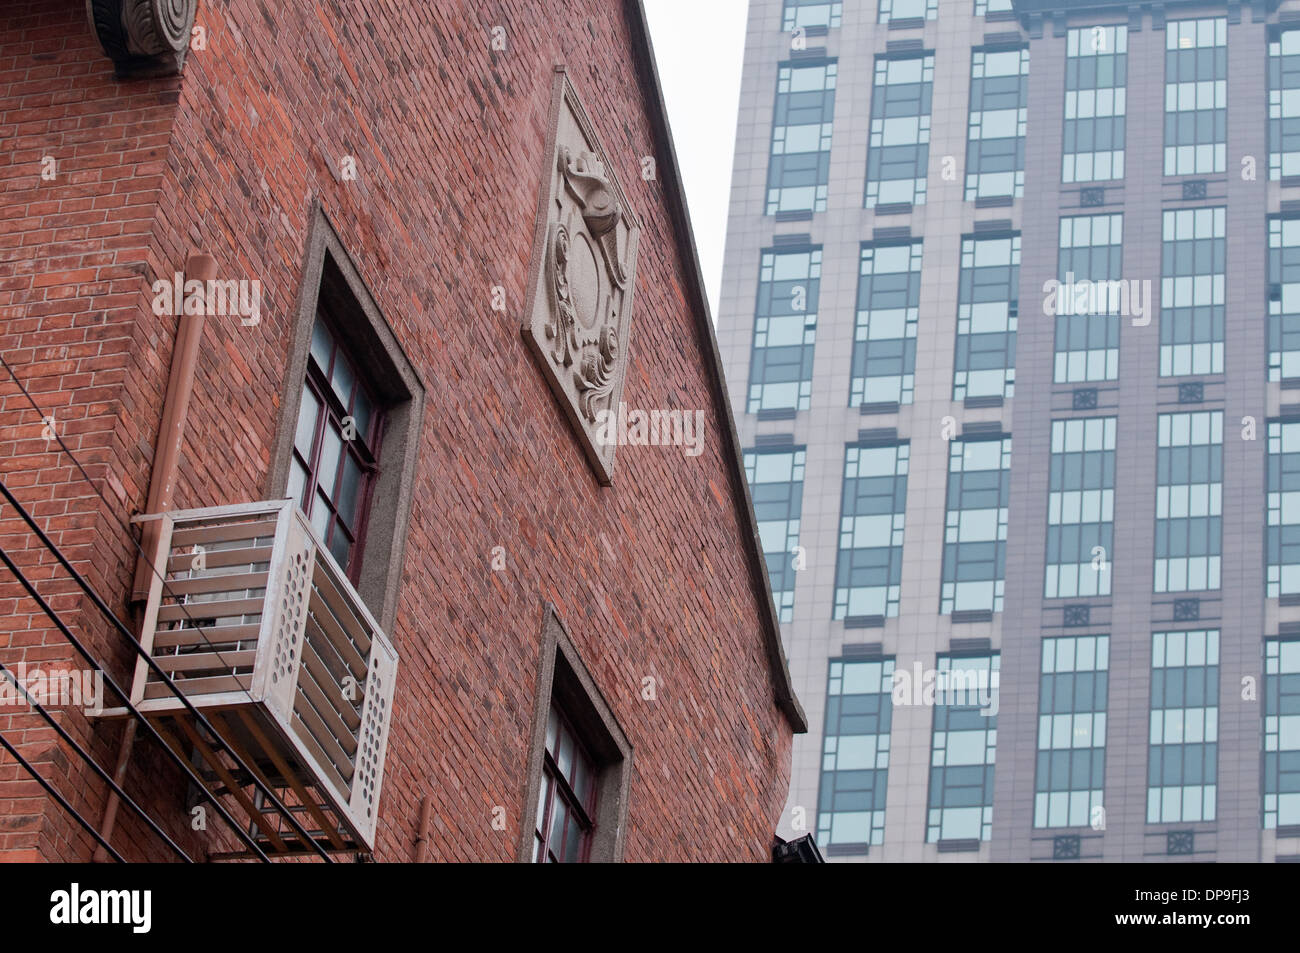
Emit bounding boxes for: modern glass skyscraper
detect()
[719,0,1298,861]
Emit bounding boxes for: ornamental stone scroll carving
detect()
[522,69,641,485]
[86,0,197,78]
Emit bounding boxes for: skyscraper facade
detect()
[719,0,1299,861]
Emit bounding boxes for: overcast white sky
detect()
[644,0,749,318]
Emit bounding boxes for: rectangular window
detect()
[783,0,842,31]
[878,0,937,23]
[1268,420,1300,598]
[1063,26,1127,183]
[927,652,999,842]
[747,247,820,414]
[834,442,908,620]
[975,0,1012,13]
[767,60,836,215]
[1269,216,1300,381]
[850,241,922,407]
[1270,29,1300,179]
[1054,213,1123,383]
[1164,17,1227,176]
[1160,207,1225,377]
[1155,411,1222,593]
[533,702,598,862]
[290,317,384,578]
[941,436,1011,615]
[1035,635,1109,828]
[866,54,934,208]
[1264,637,1300,828]
[1046,417,1116,599]
[965,47,1029,201]
[1148,629,1219,823]
[953,233,1019,401]
[818,657,894,849]
[744,447,806,622]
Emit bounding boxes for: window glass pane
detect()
[295,384,321,457]
[337,454,363,528]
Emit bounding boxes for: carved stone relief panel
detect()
[522,68,641,485]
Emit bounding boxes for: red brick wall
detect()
[0,0,793,862]
[0,0,189,862]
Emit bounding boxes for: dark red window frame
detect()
[533,702,599,863]
[289,314,384,583]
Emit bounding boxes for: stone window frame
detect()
[517,605,633,863]
[267,205,425,634]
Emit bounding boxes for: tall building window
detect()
[767,60,836,215]
[941,435,1011,615]
[1063,25,1127,183]
[747,246,820,414]
[1148,629,1219,823]
[533,702,598,862]
[965,46,1029,201]
[1054,213,1123,383]
[833,442,909,620]
[1046,417,1116,599]
[850,240,922,407]
[1160,207,1225,377]
[1164,17,1227,176]
[1269,29,1300,179]
[1264,637,1300,829]
[1267,420,1300,598]
[952,232,1019,402]
[927,652,999,842]
[975,0,1012,14]
[1035,635,1109,828]
[744,447,806,622]
[1155,411,1222,593]
[290,317,384,577]
[782,0,842,31]
[1269,216,1300,381]
[818,657,894,849]
[878,0,937,23]
[866,54,934,208]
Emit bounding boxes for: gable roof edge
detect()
[624,0,807,734]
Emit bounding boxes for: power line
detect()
[0,662,193,862]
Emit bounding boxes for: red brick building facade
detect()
[0,0,804,862]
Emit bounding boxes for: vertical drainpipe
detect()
[94,252,214,862]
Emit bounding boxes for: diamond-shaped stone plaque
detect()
[522,68,641,485]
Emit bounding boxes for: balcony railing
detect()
[105,499,397,856]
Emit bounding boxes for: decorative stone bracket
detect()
[86,0,197,78]
[522,68,641,484]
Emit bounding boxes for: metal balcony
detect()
[102,499,397,856]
